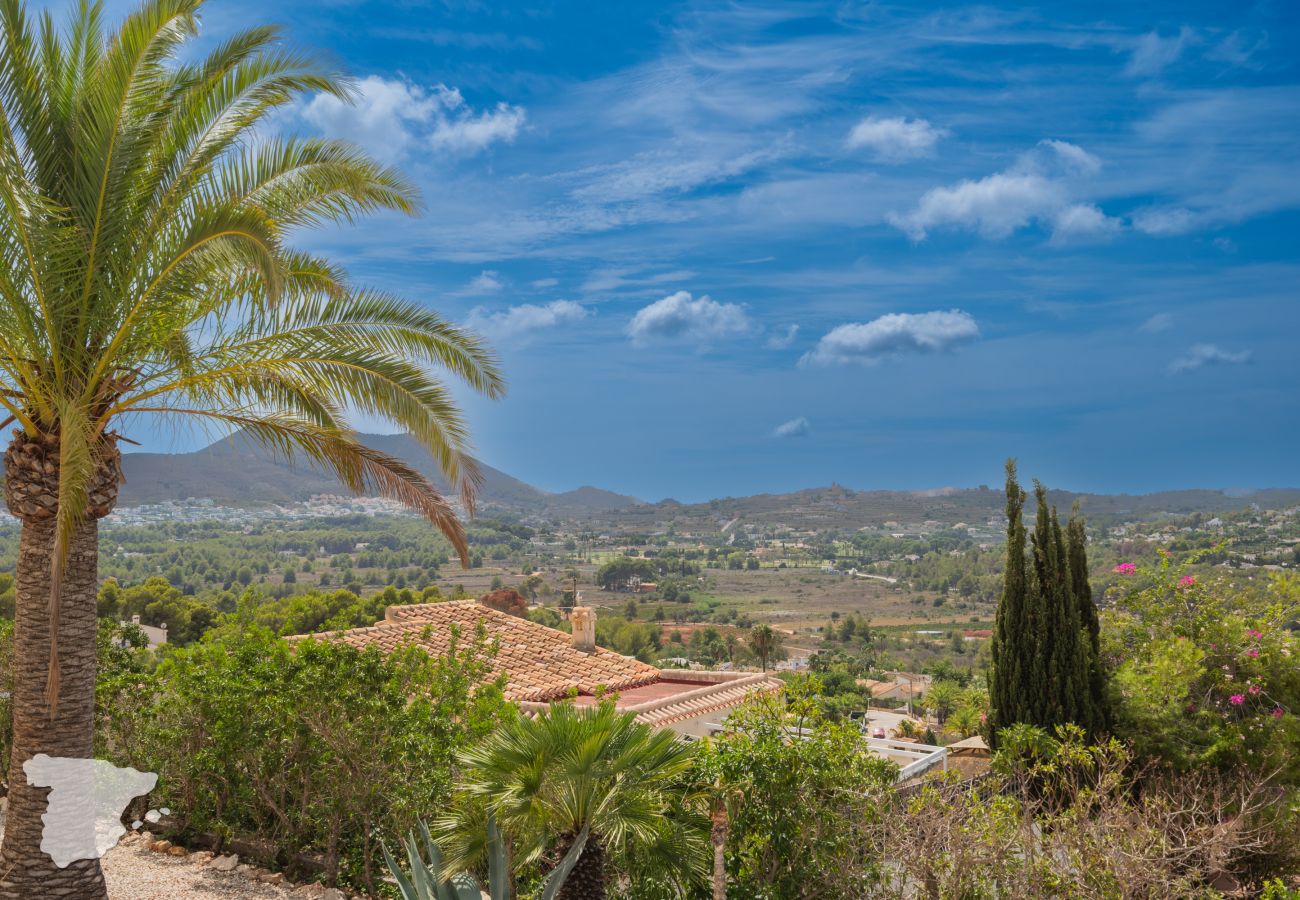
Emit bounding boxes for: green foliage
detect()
[595,554,699,590]
[1262,879,1300,900]
[0,571,13,617]
[595,617,663,662]
[700,677,897,899]
[748,623,786,672]
[989,462,1107,745]
[382,819,508,900]
[595,556,658,590]
[1104,558,1300,781]
[104,624,506,893]
[439,702,706,897]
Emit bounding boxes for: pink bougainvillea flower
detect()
[1246,629,1264,639]
[1179,575,1196,587]
[1113,563,1137,575]
[1229,694,1245,705]
[1273,707,1286,719]
[1246,648,1259,658]
[1249,684,1262,695]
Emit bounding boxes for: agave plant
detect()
[383,815,586,900]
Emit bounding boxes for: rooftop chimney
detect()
[571,606,595,653]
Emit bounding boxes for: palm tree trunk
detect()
[555,835,605,900]
[0,435,119,899]
[0,515,106,899]
[711,799,728,900]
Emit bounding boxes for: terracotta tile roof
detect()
[626,675,784,728]
[518,672,784,729]
[290,601,661,703]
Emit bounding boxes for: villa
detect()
[292,600,782,737]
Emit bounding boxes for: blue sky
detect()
[124,0,1300,500]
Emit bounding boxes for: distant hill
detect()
[5,431,1295,526]
[579,483,1300,532]
[104,432,642,516]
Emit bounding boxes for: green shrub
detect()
[106,623,506,893]
[1104,559,1300,781]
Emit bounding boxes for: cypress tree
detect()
[988,461,1029,747]
[1067,506,1109,736]
[988,463,1107,746]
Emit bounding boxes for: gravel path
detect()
[102,837,303,900]
[0,797,356,899]
[0,808,325,899]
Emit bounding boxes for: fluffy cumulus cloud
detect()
[462,270,503,295]
[1168,343,1252,373]
[626,291,752,346]
[801,310,979,367]
[465,300,589,341]
[771,416,811,439]
[845,116,946,162]
[889,140,1119,242]
[300,77,523,164]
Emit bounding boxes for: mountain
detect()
[6,431,1296,526]
[108,432,642,515]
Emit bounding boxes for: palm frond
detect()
[0,0,503,715]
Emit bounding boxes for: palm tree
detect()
[892,717,920,740]
[748,624,783,672]
[441,703,704,900]
[723,632,738,665]
[945,706,982,740]
[922,680,961,726]
[0,1,502,895]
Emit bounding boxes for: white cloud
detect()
[300,76,437,165]
[465,300,590,341]
[1140,312,1174,333]
[845,116,946,162]
[626,291,752,346]
[571,148,778,203]
[766,324,800,349]
[889,172,1061,240]
[462,270,503,295]
[771,416,811,438]
[300,76,523,164]
[430,102,526,153]
[1051,204,1122,243]
[582,268,695,294]
[530,278,559,289]
[1168,343,1251,373]
[1132,206,1201,236]
[801,310,979,366]
[1038,139,1101,177]
[889,140,1117,241]
[1126,27,1194,78]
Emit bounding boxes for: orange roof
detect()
[291,600,661,703]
